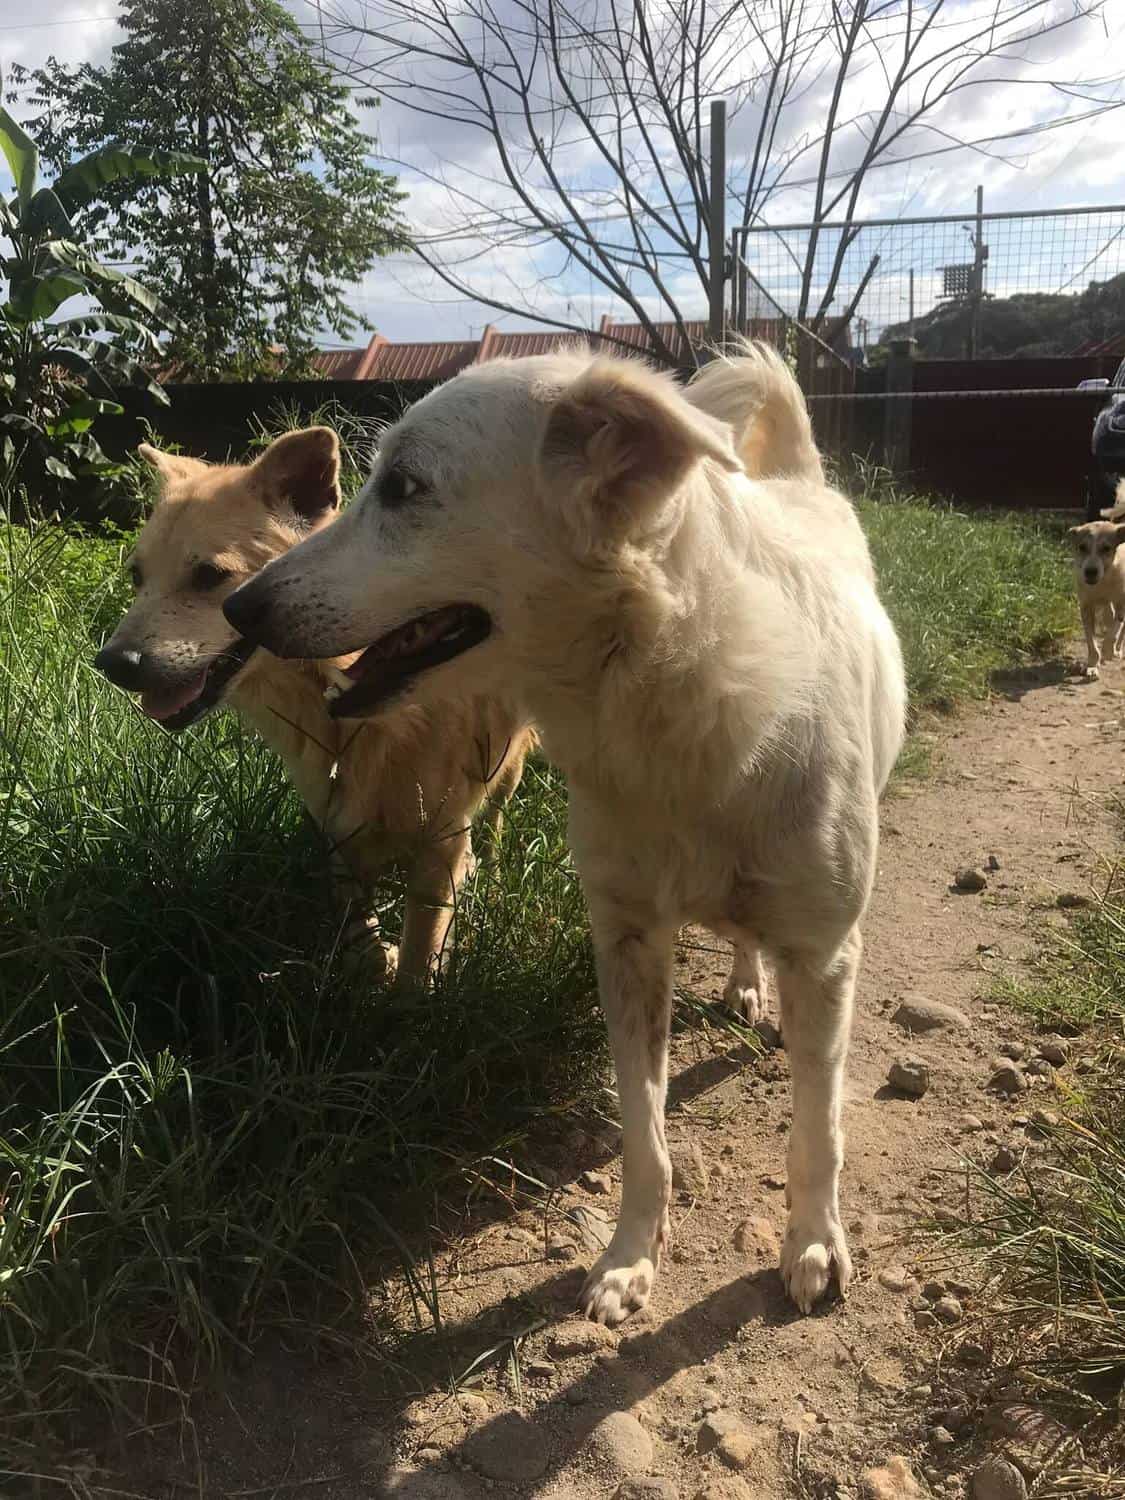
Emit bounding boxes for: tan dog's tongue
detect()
[141,672,207,721]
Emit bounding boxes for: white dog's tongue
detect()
[141,671,207,721]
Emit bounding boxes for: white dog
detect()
[224,344,907,1322]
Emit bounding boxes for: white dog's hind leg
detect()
[580,921,675,1326]
[776,929,861,1314]
[723,938,768,1023]
[1110,604,1125,660]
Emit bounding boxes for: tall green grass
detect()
[0,453,1077,1463]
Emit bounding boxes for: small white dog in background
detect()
[223,342,907,1324]
[1071,479,1125,678]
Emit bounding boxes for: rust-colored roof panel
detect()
[482,330,592,361]
[365,340,478,380]
[312,347,368,379]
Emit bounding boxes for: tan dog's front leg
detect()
[331,850,397,985]
[1082,603,1101,678]
[580,915,675,1326]
[396,828,474,987]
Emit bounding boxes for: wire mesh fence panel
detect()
[735,202,1125,363]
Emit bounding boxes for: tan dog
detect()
[94,427,533,984]
[1070,489,1125,679]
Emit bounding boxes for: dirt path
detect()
[152,657,1124,1500]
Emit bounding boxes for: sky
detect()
[3,0,1125,350]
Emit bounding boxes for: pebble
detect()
[988,1063,1029,1095]
[953,867,988,892]
[732,1216,779,1260]
[715,1431,758,1472]
[921,1280,945,1301]
[914,1310,938,1331]
[1026,1058,1052,1077]
[1038,1039,1069,1067]
[946,1277,974,1297]
[547,1237,578,1261]
[929,1426,957,1447]
[971,1456,1028,1500]
[998,1041,1026,1061]
[586,1411,653,1477]
[548,1321,618,1359]
[613,1482,678,1500]
[1055,891,1091,909]
[1028,1108,1059,1134]
[697,1411,751,1456]
[888,1056,931,1097]
[934,1295,963,1325]
[892,998,969,1032]
[579,1169,612,1195]
[753,1018,783,1050]
[878,1266,915,1293]
[961,1114,984,1132]
[526,1359,555,1379]
[860,1455,924,1499]
[671,1141,710,1198]
[463,1412,549,1482]
[991,1144,1019,1173]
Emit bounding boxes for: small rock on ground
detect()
[971,1456,1028,1500]
[580,1169,612,1194]
[933,1295,963,1325]
[549,1320,618,1359]
[463,1411,550,1482]
[988,1062,1029,1095]
[732,1217,779,1260]
[860,1455,923,1499]
[671,1140,710,1198]
[697,1411,751,1456]
[892,998,969,1032]
[586,1411,653,1477]
[1038,1039,1069,1066]
[953,867,988,892]
[878,1266,915,1293]
[888,1056,931,1097]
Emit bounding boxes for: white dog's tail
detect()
[1100,477,1125,522]
[686,339,823,483]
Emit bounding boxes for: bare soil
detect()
[114,656,1124,1500]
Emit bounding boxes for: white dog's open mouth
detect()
[325,604,491,719]
[141,637,259,731]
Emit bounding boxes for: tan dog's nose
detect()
[94,643,145,690]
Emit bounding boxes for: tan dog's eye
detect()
[192,561,231,591]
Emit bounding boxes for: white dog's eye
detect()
[380,468,420,508]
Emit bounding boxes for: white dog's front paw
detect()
[1085,664,1101,680]
[579,1228,664,1325]
[723,973,768,1023]
[780,1214,851,1314]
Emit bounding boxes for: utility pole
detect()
[708,99,727,347]
[969,184,986,358]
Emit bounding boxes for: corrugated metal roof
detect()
[365,340,478,380]
[312,347,369,379]
[481,329,591,361]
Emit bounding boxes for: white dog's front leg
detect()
[580,919,675,1326]
[1082,604,1102,677]
[723,938,769,1023]
[776,929,861,1314]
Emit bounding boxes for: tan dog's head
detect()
[94,427,340,730]
[1068,519,1125,589]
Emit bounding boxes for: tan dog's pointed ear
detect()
[252,426,340,522]
[137,443,205,483]
[539,359,739,547]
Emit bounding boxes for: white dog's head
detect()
[223,352,738,718]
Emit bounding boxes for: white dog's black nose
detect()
[223,576,272,639]
[94,644,145,690]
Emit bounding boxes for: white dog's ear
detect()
[539,360,739,543]
[252,426,340,521]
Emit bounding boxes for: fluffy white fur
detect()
[224,342,908,1321]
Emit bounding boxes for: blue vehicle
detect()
[1086,357,1125,519]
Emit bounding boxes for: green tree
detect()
[19,0,405,379]
[1,78,203,517]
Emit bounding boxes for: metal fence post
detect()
[884,338,915,474]
[708,100,727,348]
